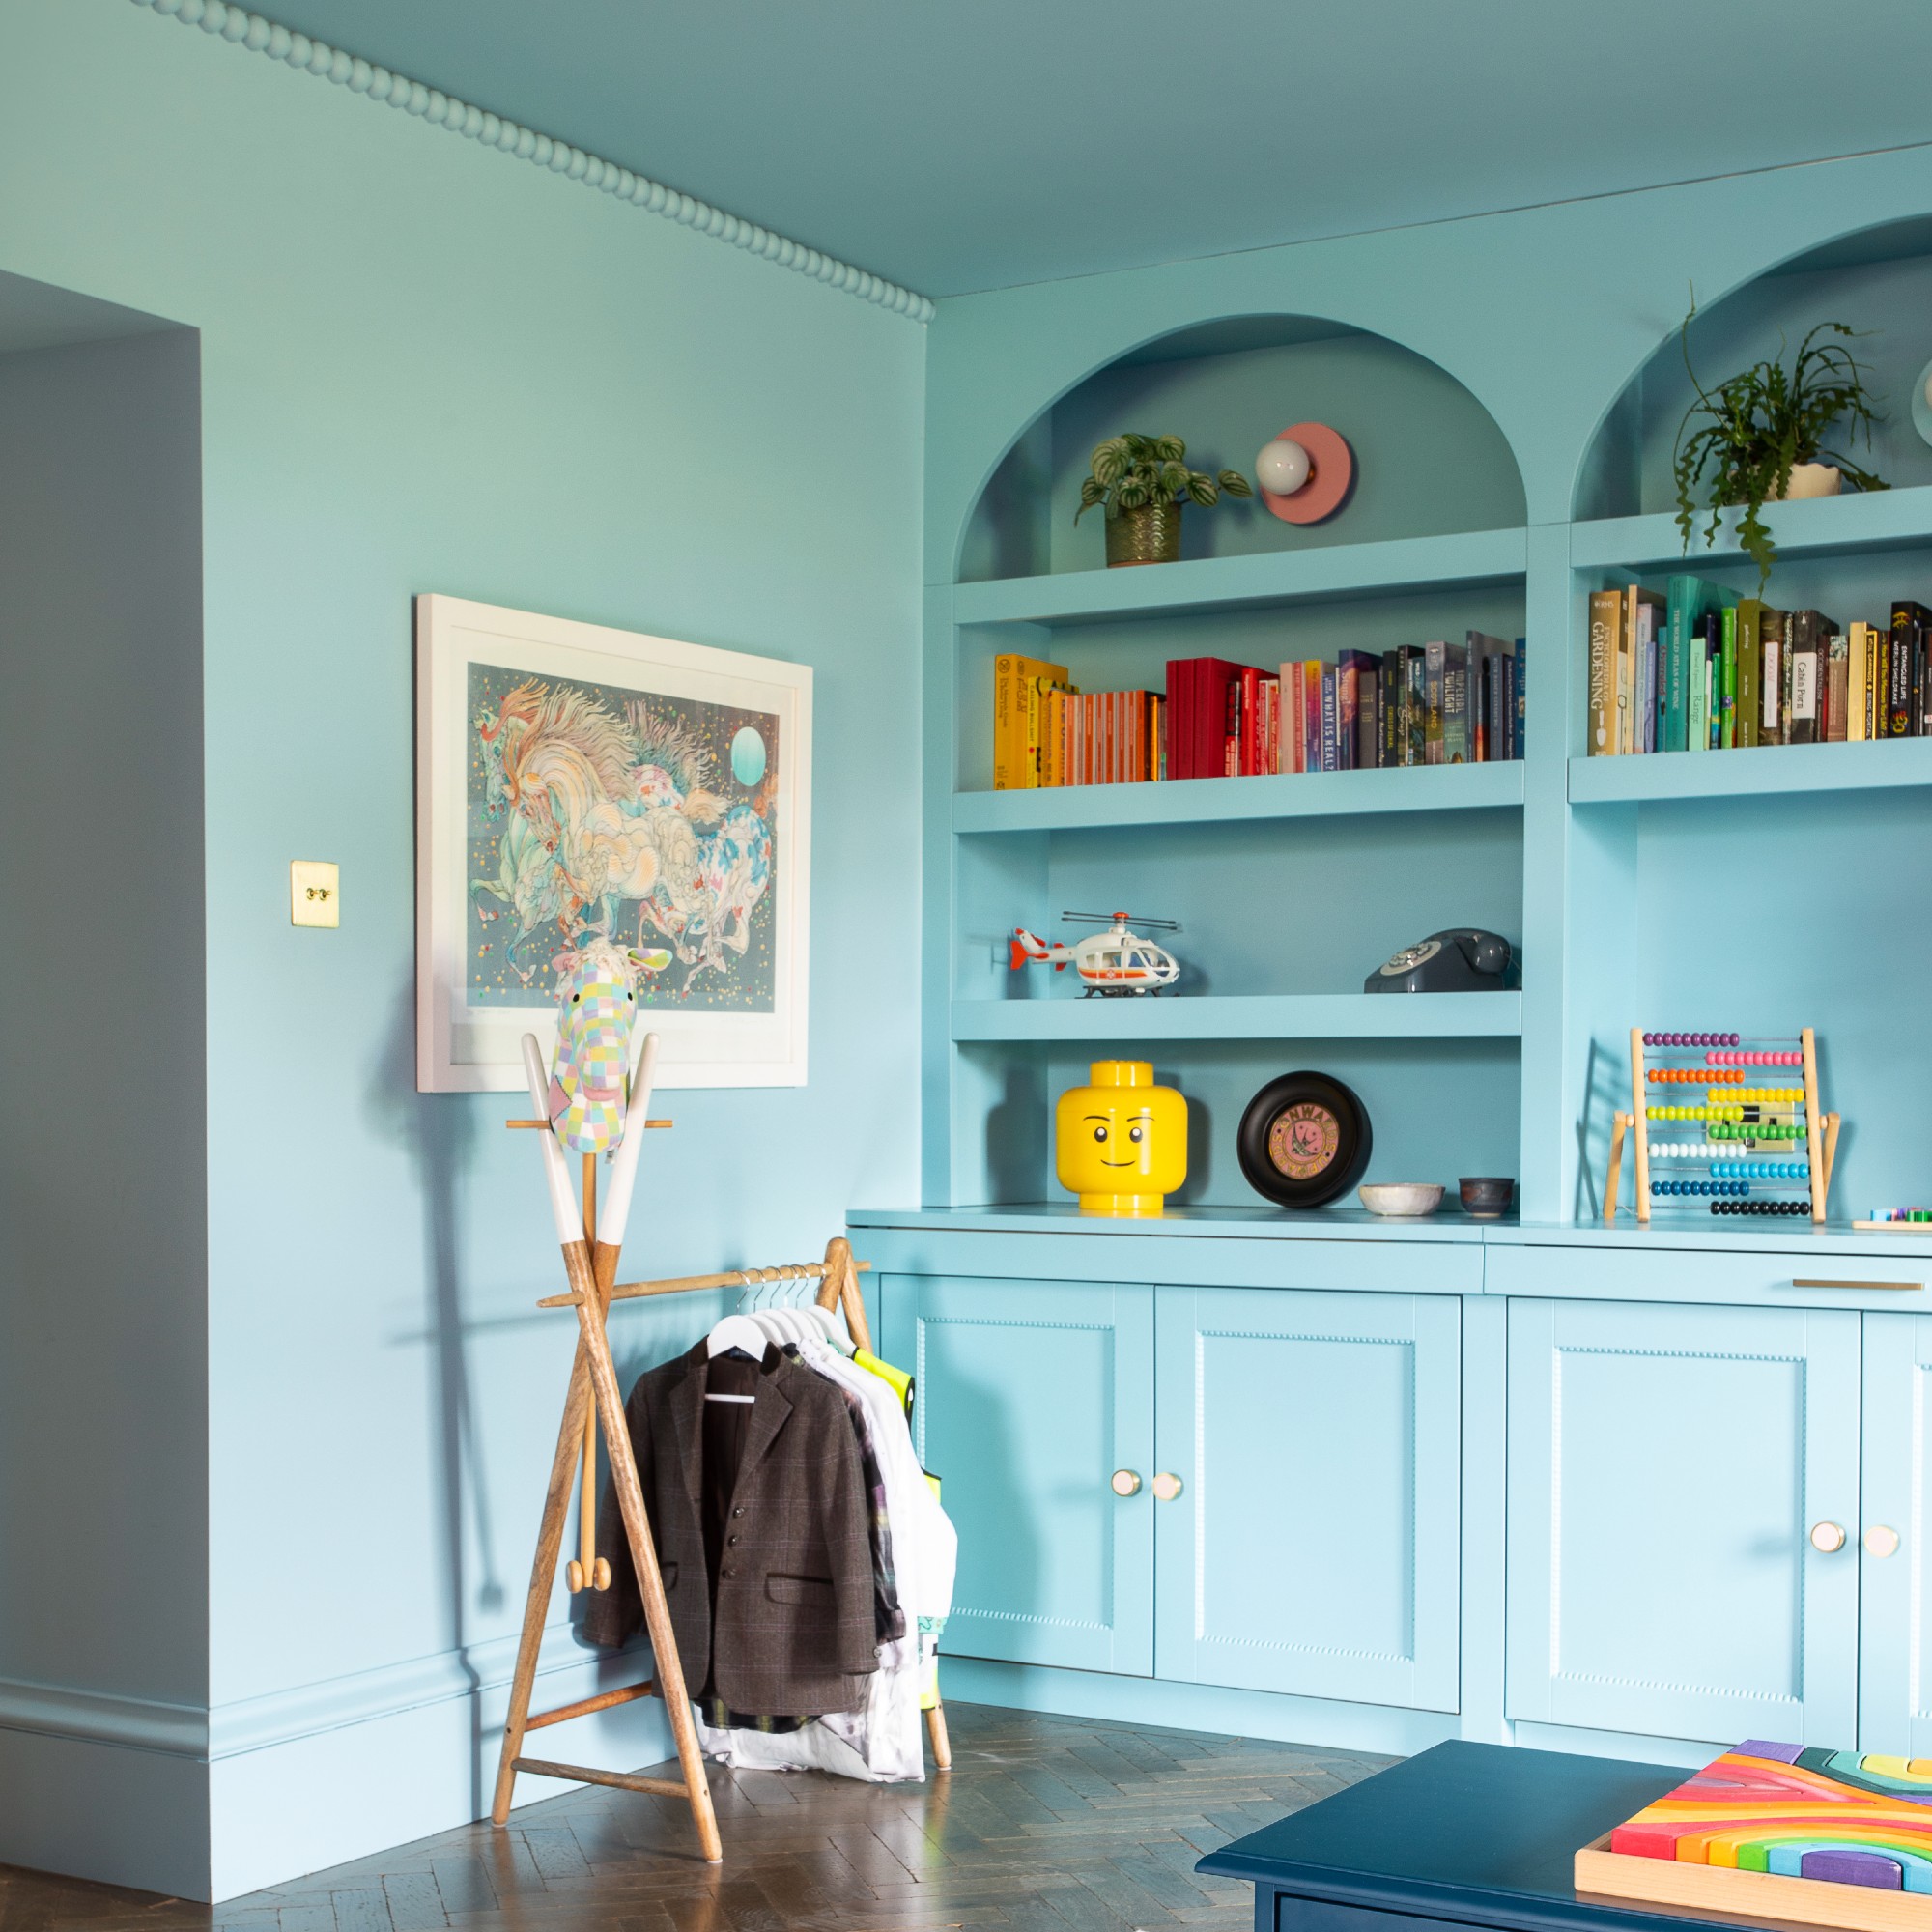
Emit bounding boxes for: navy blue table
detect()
[1198,1741,1765,1932]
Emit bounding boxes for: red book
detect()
[1169,657,1239,781]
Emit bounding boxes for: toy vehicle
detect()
[1009,912,1182,997]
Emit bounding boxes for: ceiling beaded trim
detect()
[128,0,936,324]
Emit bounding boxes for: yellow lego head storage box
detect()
[1055,1060,1188,1216]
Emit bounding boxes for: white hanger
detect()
[706,1314,768,1360]
[770,1308,818,1346]
[803,1305,854,1353]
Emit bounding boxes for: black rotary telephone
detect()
[1364,928,1518,994]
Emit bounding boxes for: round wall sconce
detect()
[1255,422,1353,524]
[1912,355,1932,446]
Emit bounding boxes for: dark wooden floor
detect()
[0,1704,1391,1932]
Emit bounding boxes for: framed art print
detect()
[415,594,811,1091]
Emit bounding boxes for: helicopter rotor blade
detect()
[1059,910,1182,931]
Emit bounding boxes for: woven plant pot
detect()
[1105,501,1182,566]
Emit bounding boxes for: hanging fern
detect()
[1673,296,1887,587]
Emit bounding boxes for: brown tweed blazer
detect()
[582,1341,879,1716]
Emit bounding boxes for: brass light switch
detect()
[290,861,340,928]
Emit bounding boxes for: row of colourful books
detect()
[1585,578,1932,753]
[991,638,1525,789]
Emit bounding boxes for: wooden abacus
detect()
[1605,1026,1840,1225]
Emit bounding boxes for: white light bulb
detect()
[1256,437,1311,496]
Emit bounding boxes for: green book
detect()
[1665,576,1729,753]
[1737,599,1763,749]
[1719,606,1737,750]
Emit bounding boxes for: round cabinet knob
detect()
[1810,1520,1848,1553]
[1151,1472,1184,1502]
[1866,1524,1902,1559]
[1110,1469,1143,1498]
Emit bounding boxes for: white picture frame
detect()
[415,594,811,1091]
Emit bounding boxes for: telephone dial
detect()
[1364,928,1518,994]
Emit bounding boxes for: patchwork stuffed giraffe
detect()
[548,937,670,1153]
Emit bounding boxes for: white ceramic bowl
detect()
[1358,1182,1444,1217]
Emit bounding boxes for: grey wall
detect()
[0,326,209,1890]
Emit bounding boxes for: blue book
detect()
[1665,575,1729,753]
[1320,666,1339,771]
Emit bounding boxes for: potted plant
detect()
[1076,433,1252,566]
[1673,299,1887,585]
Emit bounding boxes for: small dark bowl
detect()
[1459,1176,1515,1219]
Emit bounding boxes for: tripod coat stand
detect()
[489,1030,724,1862]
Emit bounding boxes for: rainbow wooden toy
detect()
[1577,1743,1932,1931]
[1605,1026,1839,1225]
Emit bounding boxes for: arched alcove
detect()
[1575,215,1932,523]
[958,313,1527,582]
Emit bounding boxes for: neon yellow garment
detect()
[854,1348,914,1418]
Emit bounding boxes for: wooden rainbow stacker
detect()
[1576,1741,1932,1931]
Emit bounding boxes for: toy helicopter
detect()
[1009,911,1183,997]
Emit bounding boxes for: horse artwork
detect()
[417,596,810,1094]
[467,668,781,1011]
[546,939,670,1153]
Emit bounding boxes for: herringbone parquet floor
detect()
[0,1704,1392,1932]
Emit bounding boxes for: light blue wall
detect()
[0,0,923,1899]
[0,322,211,1896]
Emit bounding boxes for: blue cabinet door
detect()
[1506,1298,1861,1745]
[881,1274,1154,1675]
[1859,1313,1932,1756]
[1152,1287,1462,1711]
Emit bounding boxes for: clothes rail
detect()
[489,1027,940,1863]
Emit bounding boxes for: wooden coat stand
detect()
[490,1033,947,1866]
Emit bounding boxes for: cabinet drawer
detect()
[856,1224,1482,1294]
[1488,1242,1931,1309]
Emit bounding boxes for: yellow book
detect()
[992,653,1066,788]
[994,654,1018,788]
[1848,622,1870,741]
[989,661,1066,788]
[1587,589,1621,755]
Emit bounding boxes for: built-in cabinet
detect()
[893,1276,1154,1675]
[1860,1314,1932,1757]
[886,1270,1463,1711]
[865,1214,1932,1761]
[1504,1299,1861,1746]
[1152,1286,1461,1711]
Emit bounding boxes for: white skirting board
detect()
[0,1722,212,1900]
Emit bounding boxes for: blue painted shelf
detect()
[1569,483,1932,573]
[950,990,1522,1043]
[952,526,1528,627]
[1568,736,1932,804]
[954,759,1524,833]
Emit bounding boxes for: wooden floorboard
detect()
[0,1704,1391,1932]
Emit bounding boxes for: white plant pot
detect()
[1773,463,1842,501]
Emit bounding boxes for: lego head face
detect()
[1056,1060,1188,1215]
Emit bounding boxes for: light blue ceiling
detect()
[258,1,1932,299]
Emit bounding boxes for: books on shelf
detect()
[1585,584,1932,755]
[990,635,1525,790]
